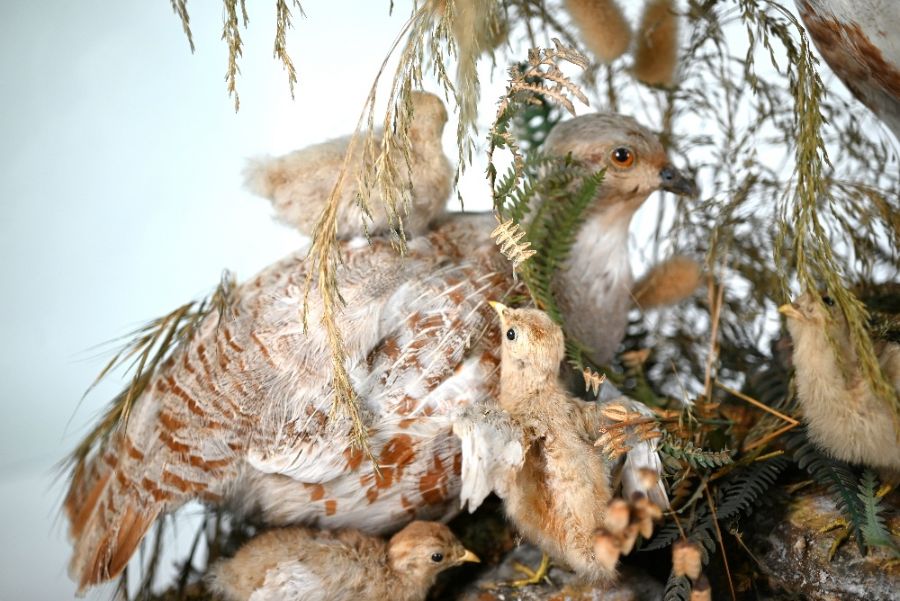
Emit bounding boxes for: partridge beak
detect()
[778,303,803,321]
[659,165,698,197]
[487,300,507,321]
[459,549,481,563]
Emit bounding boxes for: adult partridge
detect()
[63,112,692,591]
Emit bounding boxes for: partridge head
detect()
[208,520,478,601]
[542,113,697,364]
[780,290,900,474]
[244,90,453,239]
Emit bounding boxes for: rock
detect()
[454,543,664,601]
[750,489,900,600]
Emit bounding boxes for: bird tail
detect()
[63,433,162,593]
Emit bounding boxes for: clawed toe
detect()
[507,553,553,587]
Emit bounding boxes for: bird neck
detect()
[499,368,563,414]
[386,560,436,601]
[554,204,638,362]
[790,319,861,395]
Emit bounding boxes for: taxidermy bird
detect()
[779,291,900,474]
[244,90,453,239]
[796,0,900,141]
[63,111,694,591]
[207,520,478,601]
[453,303,665,583]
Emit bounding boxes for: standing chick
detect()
[779,291,900,474]
[208,520,478,601]
[478,302,660,582]
[244,91,453,239]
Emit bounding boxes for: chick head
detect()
[489,302,566,377]
[387,521,478,584]
[409,91,449,142]
[779,290,850,346]
[543,113,696,212]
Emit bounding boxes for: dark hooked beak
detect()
[659,165,698,197]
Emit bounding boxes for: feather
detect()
[452,405,526,512]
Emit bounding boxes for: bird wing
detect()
[244,241,511,486]
[797,0,900,139]
[577,382,669,509]
[247,560,327,601]
[452,404,527,512]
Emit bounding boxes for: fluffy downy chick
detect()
[780,291,900,474]
[487,302,653,582]
[244,91,453,239]
[208,521,478,601]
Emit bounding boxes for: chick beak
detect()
[659,165,698,197]
[487,300,507,322]
[778,303,804,321]
[459,549,481,564]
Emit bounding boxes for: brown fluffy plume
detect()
[632,0,680,86]
[632,255,701,310]
[564,0,632,63]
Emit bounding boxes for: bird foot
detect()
[507,553,553,588]
[817,518,850,561]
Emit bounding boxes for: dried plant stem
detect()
[715,382,798,427]
[704,484,737,601]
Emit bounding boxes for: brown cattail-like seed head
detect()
[619,523,640,555]
[672,540,703,580]
[564,0,632,63]
[604,499,631,535]
[631,0,680,87]
[593,529,622,571]
[633,255,701,309]
[689,573,711,601]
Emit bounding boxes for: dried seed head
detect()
[637,467,660,492]
[689,573,711,601]
[631,0,680,87]
[564,0,632,63]
[672,540,703,580]
[604,499,631,535]
[619,523,640,555]
[582,367,606,396]
[593,529,622,571]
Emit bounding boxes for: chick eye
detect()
[506,328,517,341]
[822,295,835,307]
[610,147,635,168]
[431,552,444,563]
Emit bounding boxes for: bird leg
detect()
[508,553,553,587]
[817,518,851,561]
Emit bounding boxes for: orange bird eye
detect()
[610,147,635,168]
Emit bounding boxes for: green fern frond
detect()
[663,574,692,601]
[715,455,789,520]
[858,470,900,556]
[787,431,867,552]
[660,436,735,470]
[645,456,788,555]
